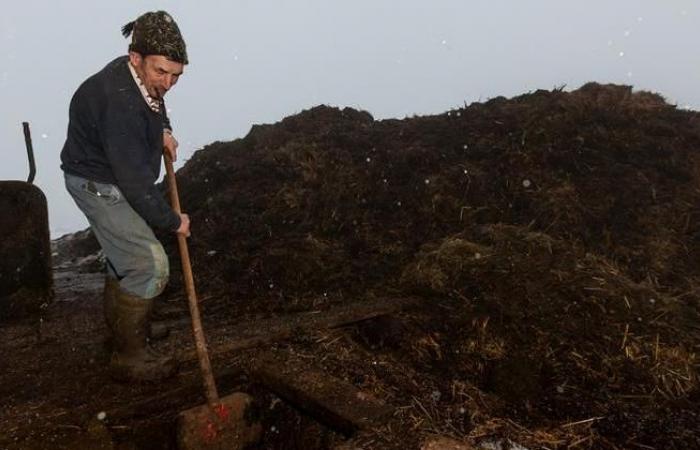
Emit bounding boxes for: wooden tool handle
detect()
[164,155,221,408]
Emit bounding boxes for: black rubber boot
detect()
[103,277,169,351]
[109,286,177,382]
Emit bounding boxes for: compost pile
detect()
[63,83,700,448]
[157,83,700,448]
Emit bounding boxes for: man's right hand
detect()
[176,213,191,237]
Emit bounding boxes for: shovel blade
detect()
[177,392,261,450]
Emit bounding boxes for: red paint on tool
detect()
[215,404,231,422]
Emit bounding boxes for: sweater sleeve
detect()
[99,95,181,231]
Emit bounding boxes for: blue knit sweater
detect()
[61,56,180,231]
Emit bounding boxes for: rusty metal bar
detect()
[22,122,36,184]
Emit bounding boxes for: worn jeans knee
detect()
[143,243,170,299]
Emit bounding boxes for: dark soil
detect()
[1,83,699,449]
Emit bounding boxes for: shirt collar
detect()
[127,60,162,113]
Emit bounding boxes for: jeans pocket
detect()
[82,181,122,206]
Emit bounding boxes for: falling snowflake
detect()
[522,179,532,188]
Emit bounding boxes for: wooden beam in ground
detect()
[253,355,393,435]
[180,296,419,362]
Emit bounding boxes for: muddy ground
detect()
[1,83,700,449]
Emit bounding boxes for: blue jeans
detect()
[64,173,169,299]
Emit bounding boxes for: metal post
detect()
[22,122,36,184]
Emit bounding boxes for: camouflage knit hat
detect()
[121,11,188,64]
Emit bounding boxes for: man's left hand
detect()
[163,130,179,162]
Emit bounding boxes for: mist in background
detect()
[1,0,698,237]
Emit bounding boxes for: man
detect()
[61,11,190,382]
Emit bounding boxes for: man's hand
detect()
[177,213,191,237]
[163,130,179,162]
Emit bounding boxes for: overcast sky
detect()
[1,1,698,237]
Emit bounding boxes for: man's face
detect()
[128,52,184,100]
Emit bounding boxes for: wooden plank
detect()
[253,355,393,435]
[180,296,419,362]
